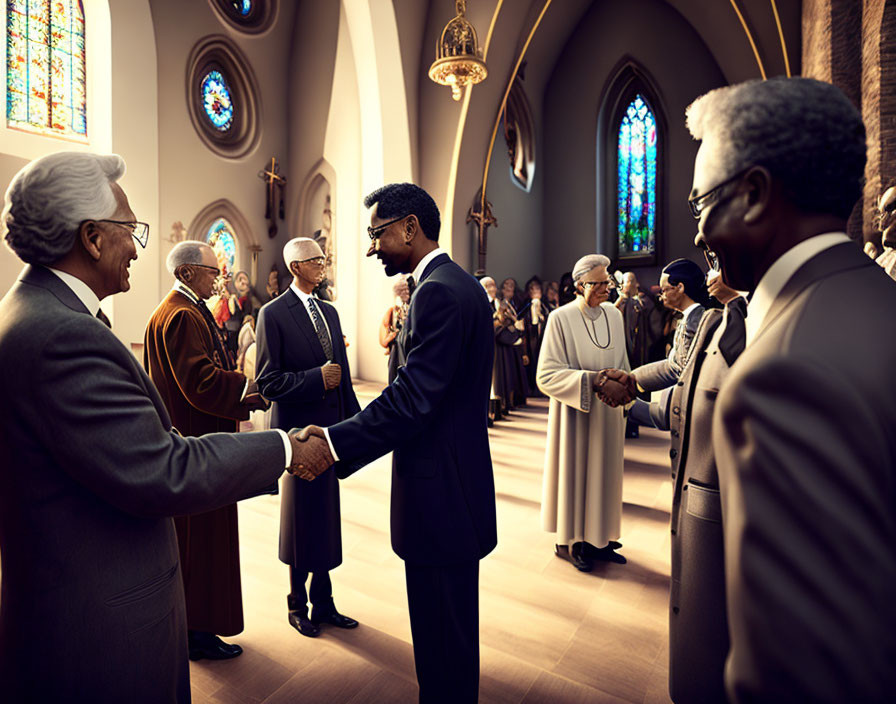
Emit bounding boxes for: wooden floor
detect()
[191,382,675,704]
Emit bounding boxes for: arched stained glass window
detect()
[234,0,252,15]
[6,0,86,139]
[206,218,237,275]
[200,70,234,132]
[617,94,657,257]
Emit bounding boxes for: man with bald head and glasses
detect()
[255,237,360,640]
[144,240,272,662]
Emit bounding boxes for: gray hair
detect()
[686,77,865,219]
[2,151,126,265]
[572,254,611,282]
[166,240,209,275]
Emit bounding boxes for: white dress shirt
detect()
[746,232,850,346]
[289,281,334,343]
[47,267,101,316]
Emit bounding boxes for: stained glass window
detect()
[206,218,237,275]
[617,94,657,257]
[201,70,234,132]
[6,0,87,138]
[234,0,251,16]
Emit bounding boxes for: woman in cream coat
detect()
[537,254,629,572]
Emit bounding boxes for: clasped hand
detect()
[593,368,638,407]
[287,425,334,481]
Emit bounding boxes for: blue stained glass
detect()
[617,94,657,257]
[206,218,237,274]
[201,70,234,131]
[231,0,251,16]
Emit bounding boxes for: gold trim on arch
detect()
[770,0,791,77]
[729,0,767,79]
[479,0,553,217]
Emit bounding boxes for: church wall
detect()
[149,0,296,319]
[0,155,29,288]
[541,0,726,289]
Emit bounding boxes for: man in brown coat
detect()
[144,240,269,660]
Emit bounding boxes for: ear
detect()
[289,261,301,277]
[405,215,418,242]
[742,166,773,225]
[79,221,103,261]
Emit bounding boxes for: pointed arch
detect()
[297,158,337,300]
[598,59,667,267]
[188,198,258,281]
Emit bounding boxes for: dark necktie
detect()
[406,276,416,296]
[718,296,747,367]
[96,309,112,328]
[196,299,234,371]
[308,297,333,361]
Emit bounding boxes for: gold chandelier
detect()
[428,0,488,101]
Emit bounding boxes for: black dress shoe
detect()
[288,610,321,638]
[187,631,243,661]
[311,606,359,629]
[588,544,627,564]
[555,543,592,572]
[583,540,623,557]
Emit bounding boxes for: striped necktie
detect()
[308,297,333,361]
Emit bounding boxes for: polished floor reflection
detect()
[190,381,674,703]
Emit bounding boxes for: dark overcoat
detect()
[255,288,360,571]
[329,254,497,566]
[143,288,251,636]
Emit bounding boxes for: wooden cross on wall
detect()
[258,157,287,238]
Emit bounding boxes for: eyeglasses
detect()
[193,263,222,277]
[299,256,326,266]
[582,280,612,290]
[687,168,750,220]
[97,220,150,248]
[367,215,407,241]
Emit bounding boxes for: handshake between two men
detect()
[282,360,343,480]
[593,368,639,408]
[286,426,335,481]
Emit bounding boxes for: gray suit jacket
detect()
[713,242,896,702]
[0,266,286,703]
[667,307,730,704]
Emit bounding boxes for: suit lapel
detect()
[285,290,328,364]
[754,241,871,342]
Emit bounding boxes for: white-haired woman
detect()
[537,254,629,571]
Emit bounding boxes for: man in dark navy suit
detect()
[255,237,360,639]
[296,183,497,704]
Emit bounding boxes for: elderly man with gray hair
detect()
[256,236,361,639]
[0,151,309,702]
[536,253,629,572]
[144,239,271,662]
[685,77,896,703]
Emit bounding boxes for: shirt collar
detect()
[46,267,101,316]
[411,247,446,284]
[289,281,315,306]
[681,301,701,320]
[746,231,850,345]
[173,280,201,305]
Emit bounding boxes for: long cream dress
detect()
[537,298,629,547]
